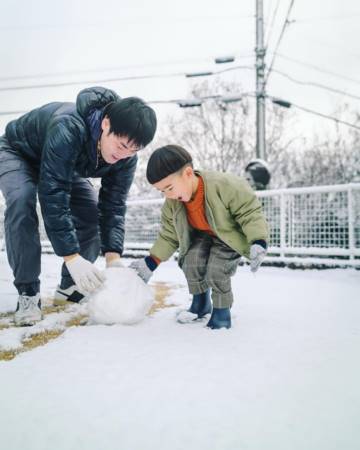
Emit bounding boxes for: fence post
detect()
[348,186,355,261]
[280,192,286,258]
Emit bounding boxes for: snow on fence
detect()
[0,183,359,267]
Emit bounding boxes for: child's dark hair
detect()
[103,97,157,148]
[146,145,193,184]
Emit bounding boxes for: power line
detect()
[149,92,254,106]
[293,14,360,23]
[290,31,360,60]
[2,93,360,133]
[0,73,183,92]
[271,68,360,100]
[269,95,360,130]
[264,0,274,24]
[0,65,254,92]
[290,103,360,130]
[264,0,272,23]
[276,53,360,86]
[265,0,295,84]
[265,0,281,49]
[1,63,359,114]
[0,54,253,83]
[2,49,358,90]
[0,15,255,32]
[1,62,359,109]
[0,92,255,116]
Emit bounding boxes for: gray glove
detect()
[250,244,267,273]
[129,259,153,283]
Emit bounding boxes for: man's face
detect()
[99,117,139,164]
[152,167,194,202]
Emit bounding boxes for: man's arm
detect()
[38,116,106,293]
[38,116,83,256]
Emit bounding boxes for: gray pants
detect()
[181,231,241,308]
[0,136,100,296]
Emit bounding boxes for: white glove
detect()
[106,258,125,269]
[129,259,153,284]
[250,244,267,273]
[65,255,106,294]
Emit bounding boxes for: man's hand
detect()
[106,259,124,268]
[129,259,153,284]
[105,253,124,268]
[250,243,267,273]
[65,255,106,293]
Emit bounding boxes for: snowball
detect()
[88,267,154,325]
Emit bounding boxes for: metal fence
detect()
[1,183,360,267]
[124,183,360,267]
[256,183,360,266]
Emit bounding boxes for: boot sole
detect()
[14,316,43,327]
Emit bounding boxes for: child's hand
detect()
[129,259,153,283]
[250,244,267,273]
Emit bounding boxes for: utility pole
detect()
[255,0,266,160]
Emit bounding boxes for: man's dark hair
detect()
[103,97,157,148]
[146,145,193,184]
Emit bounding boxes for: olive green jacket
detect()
[150,170,269,263]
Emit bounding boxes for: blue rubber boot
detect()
[189,289,212,318]
[206,307,231,329]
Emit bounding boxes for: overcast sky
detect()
[1,0,359,140]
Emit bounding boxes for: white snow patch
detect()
[0,253,360,450]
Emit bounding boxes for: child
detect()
[130,145,269,329]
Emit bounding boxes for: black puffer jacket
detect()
[5,86,137,257]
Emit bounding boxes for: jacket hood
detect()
[76,86,120,118]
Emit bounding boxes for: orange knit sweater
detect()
[184,176,215,236]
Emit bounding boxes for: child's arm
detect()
[149,202,179,261]
[130,202,178,283]
[225,177,269,244]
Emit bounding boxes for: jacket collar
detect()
[86,108,104,163]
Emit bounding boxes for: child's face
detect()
[153,167,196,202]
[99,117,139,164]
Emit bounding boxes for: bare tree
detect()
[162,78,254,175]
[131,81,360,196]
[286,105,360,187]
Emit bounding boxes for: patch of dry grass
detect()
[0,306,88,362]
[0,312,13,331]
[149,282,179,314]
[0,329,64,361]
[1,282,180,361]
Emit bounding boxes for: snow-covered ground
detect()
[0,251,359,450]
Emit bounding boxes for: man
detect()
[0,86,157,326]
